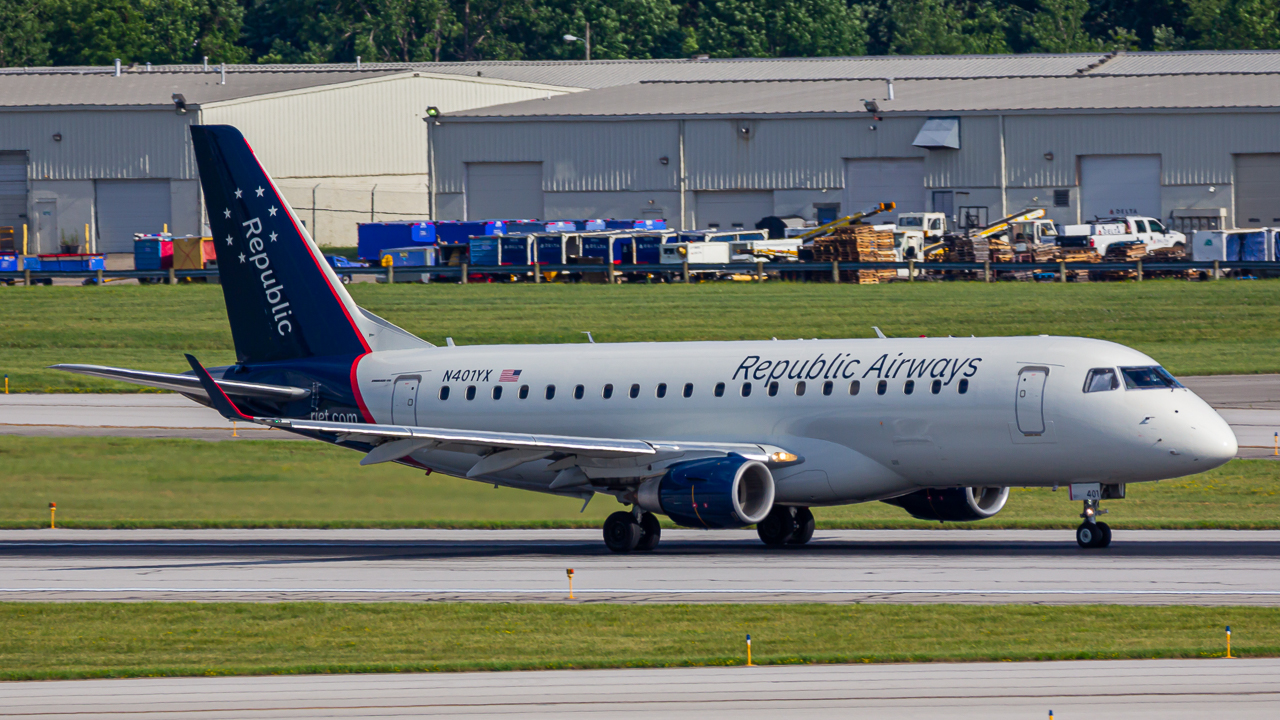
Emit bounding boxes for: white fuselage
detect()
[353,335,1236,506]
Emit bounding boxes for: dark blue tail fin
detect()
[191,125,370,364]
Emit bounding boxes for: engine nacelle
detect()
[636,455,775,529]
[882,486,1009,522]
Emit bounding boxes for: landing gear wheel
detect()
[603,511,642,553]
[757,506,797,546]
[1076,523,1105,548]
[787,507,815,545]
[1095,521,1112,548]
[635,512,662,552]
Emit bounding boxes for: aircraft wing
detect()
[49,363,311,402]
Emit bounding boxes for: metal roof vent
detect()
[912,117,960,150]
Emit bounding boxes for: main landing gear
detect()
[757,506,815,547]
[1076,498,1112,549]
[604,510,661,553]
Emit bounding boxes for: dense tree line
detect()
[2,0,1278,67]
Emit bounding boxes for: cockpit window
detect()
[1120,366,1184,390]
[1083,368,1119,393]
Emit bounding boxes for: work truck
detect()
[1058,216,1185,256]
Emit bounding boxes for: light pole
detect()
[564,21,590,61]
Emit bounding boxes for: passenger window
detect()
[768,381,779,396]
[741,382,752,397]
[850,380,860,396]
[904,380,915,395]
[958,379,969,394]
[931,379,942,394]
[656,383,667,398]
[603,383,614,399]
[795,381,806,396]
[877,380,887,395]
[492,386,502,400]
[714,382,725,397]
[465,385,476,400]
[1084,368,1119,393]
[573,384,585,400]
[629,383,640,399]
[822,380,833,396]
[518,384,529,400]
[683,383,694,398]
[545,384,556,400]
[439,386,450,401]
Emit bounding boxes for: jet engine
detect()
[881,486,1009,522]
[635,455,775,529]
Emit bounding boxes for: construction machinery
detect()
[796,202,896,242]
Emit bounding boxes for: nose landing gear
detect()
[1076,499,1112,548]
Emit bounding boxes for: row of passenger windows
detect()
[438,378,970,401]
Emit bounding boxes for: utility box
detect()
[661,242,731,264]
[379,246,437,267]
[357,222,435,262]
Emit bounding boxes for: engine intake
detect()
[882,486,1009,522]
[636,455,775,529]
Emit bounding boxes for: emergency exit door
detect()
[392,375,421,426]
[1016,367,1048,435]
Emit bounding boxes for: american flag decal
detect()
[499,369,522,382]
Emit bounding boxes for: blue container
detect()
[40,254,105,271]
[544,221,576,233]
[0,254,18,272]
[468,237,500,265]
[611,235,634,263]
[19,256,39,271]
[534,234,566,264]
[357,222,435,262]
[503,220,544,236]
[134,238,172,270]
[1241,231,1268,262]
[604,219,667,230]
[379,246,437,267]
[499,236,533,265]
[632,235,668,264]
[436,221,504,245]
[581,234,613,262]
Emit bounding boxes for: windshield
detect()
[898,217,923,227]
[1149,219,1167,233]
[1083,368,1119,393]
[1120,366,1184,390]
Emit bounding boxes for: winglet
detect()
[185,354,254,421]
[872,326,887,339]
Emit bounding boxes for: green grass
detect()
[2,281,1279,392]
[0,603,1270,680]
[2,437,1277,529]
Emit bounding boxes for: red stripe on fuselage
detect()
[350,351,373,423]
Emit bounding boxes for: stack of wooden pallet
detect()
[812,225,897,284]
[1056,246,1099,282]
[1146,244,1194,279]
[1015,243,1057,263]
[950,236,991,262]
[989,236,1014,262]
[1104,242,1148,261]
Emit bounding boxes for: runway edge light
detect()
[566,568,574,599]
[746,634,753,666]
[49,502,55,529]
[1226,626,1235,659]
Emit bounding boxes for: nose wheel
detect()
[1076,499,1112,548]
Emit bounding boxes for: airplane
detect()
[54,125,1238,552]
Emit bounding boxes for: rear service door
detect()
[1015,367,1049,435]
[392,375,421,426]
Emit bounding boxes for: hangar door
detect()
[1080,155,1161,220]
[95,179,171,253]
[466,162,543,220]
[844,158,925,216]
[694,190,773,230]
[0,152,27,251]
[1234,154,1280,226]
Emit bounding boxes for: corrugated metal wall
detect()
[203,74,571,179]
[437,114,1003,193]
[0,110,195,180]
[1005,112,1280,187]
[435,120,679,194]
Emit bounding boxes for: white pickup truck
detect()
[1058,216,1186,256]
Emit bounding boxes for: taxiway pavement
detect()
[2,658,1276,719]
[2,528,1279,605]
[2,375,1277,454]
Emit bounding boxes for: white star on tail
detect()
[238,252,246,263]
[269,231,278,242]
[225,235,233,246]
[255,186,265,197]
[234,188,243,199]
[268,206,278,217]
[223,208,231,218]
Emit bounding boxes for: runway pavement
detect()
[2,658,1277,719]
[3,374,1277,454]
[3,528,1279,605]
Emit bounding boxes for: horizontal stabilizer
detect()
[185,354,254,421]
[49,364,310,402]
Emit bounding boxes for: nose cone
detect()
[1188,408,1237,469]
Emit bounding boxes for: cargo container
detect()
[661,242,731,266]
[468,236,500,265]
[631,232,677,264]
[357,222,435,262]
[533,233,572,264]
[605,219,667,230]
[38,253,105,271]
[436,221,504,245]
[378,246,437,267]
[499,235,533,265]
[580,233,615,264]
[0,254,18,272]
[1192,229,1276,262]
[134,236,173,270]
[172,236,215,270]
[502,220,544,236]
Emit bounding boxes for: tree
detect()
[683,0,867,58]
[1184,0,1280,49]
[1025,0,1102,52]
[0,0,53,66]
[45,0,247,65]
[517,0,685,60]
